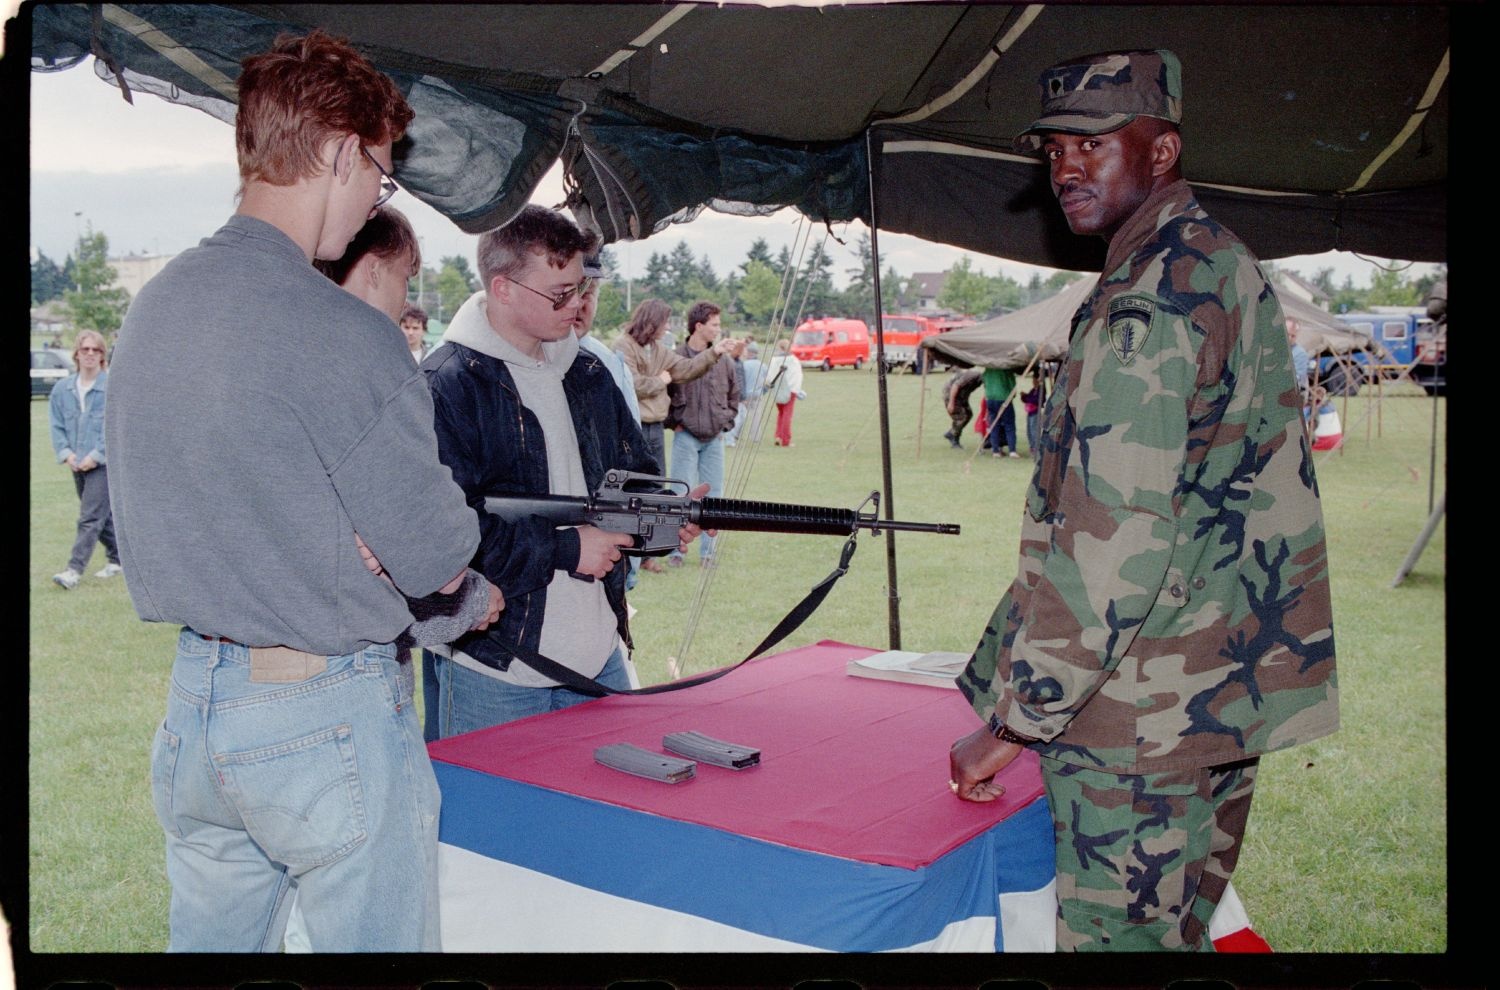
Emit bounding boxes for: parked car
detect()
[30,347,73,399]
[791,318,870,371]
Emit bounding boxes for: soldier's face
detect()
[1043,120,1160,239]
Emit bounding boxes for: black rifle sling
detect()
[487,534,859,696]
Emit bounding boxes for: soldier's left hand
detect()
[949,726,1023,802]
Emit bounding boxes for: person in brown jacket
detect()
[664,302,743,567]
[612,297,734,571]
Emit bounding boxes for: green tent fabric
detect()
[27,3,1450,269]
[919,277,1092,372]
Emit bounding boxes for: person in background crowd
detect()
[765,338,804,448]
[570,253,645,605]
[1286,316,1311,421]
[981,365,1020,457]
[401,304,431,364]
[573,255,639,426]
[729,339,765,446]
[49,329,122,590]
[722,337,749,448]
[941,366,983,449]
[948,48,1337,952]
[1019,375,1043,461]
[105,30,499,952]
[664,302,742,569]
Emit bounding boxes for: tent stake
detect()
[866,128,902,650]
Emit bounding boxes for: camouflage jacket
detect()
[957,180,1339,773]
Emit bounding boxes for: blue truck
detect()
[1318,308,1445,396]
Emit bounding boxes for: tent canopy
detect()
[922,279,1380,372]
[28,3,1449,271]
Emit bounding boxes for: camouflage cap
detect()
[1014,49,1182,153]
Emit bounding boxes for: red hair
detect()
[236,30,414,185]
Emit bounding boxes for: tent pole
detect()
[865,128,902,650]
[1428,386,1439,515]
[915,362,928,460]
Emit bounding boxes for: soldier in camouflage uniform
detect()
[948,49,1338,951]
[941,366,984,448]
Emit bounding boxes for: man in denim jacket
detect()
[49,328,121,589]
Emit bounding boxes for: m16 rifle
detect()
[478,469,960,696]
[483,469,960,555]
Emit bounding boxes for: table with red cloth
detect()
[428,640,1057,952]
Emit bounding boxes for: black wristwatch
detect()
[988,713,1036,746]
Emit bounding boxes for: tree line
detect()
[30,227,131,338]
[32,224,1448,345]
[575,233,1089,334]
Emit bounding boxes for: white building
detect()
[109,253,174,299]
[1275,270,1332,312]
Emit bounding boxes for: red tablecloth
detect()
[429,639,1044,869]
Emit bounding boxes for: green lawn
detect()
[27,372,1446,952]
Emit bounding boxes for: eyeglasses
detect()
[507,275,597,311]
[361,146,400,208]
[77,346,104,354]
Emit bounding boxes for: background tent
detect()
[27,3,1449,271]
[1283,296,1384,361]
[921,277,1380,372]
[919,277,1092,371]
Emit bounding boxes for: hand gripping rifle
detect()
[482,469,960,557]
[478,469,959,698]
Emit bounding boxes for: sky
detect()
[29,53,1439,295]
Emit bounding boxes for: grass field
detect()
[26,370,1446,953]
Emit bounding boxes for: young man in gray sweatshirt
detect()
[105,30,500,952]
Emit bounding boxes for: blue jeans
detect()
[150,630,441,951]
[436,645,630,735]
[667,429,723,561]
[640,421,666,475]
[984,399,1017,453]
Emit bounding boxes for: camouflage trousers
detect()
[1040,755,1259,951]
[948,402,974,438]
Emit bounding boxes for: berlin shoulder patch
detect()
[1106,295,1155,366]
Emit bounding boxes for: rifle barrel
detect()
[694,497,959,537]
[868,518,962,535]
